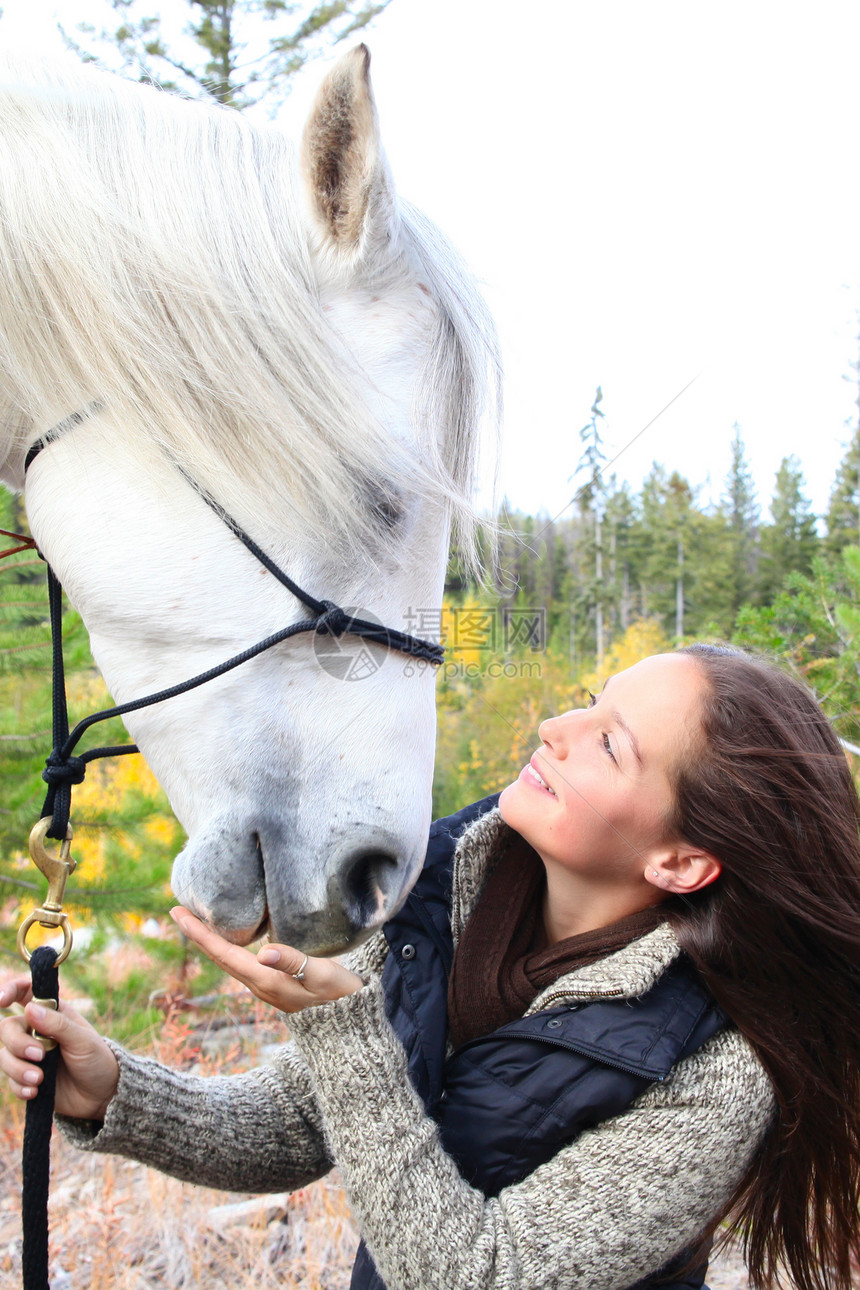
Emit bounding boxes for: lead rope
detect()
[21,947,59,1290]
[9,429,445,1288]
[0,529,61,1289]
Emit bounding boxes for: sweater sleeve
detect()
[55,931,389,1191]
[56,1038,333,1192]
[287,978,776,1290]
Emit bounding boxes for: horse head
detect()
[0,47,498,954]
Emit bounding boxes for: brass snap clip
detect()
[16,818,76,968]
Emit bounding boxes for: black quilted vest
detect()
[350,796,725,1290]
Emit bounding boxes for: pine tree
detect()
[682,507,736,637]
[825,427,860,556]
[572,387,609,667]
[759,455,819,599]
[602,483,636,636]
[0,485,183,958]
[64,0,393,110]
[734,545,860,748]
[723,423,760,615]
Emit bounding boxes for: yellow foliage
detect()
[441,597,497,672]
[39,672,182,897]
[578,621,672,696]
[145,815,178,846]
[434,645,586,817]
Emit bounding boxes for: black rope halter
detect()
[13,412,444,1290]
[23,421,445,843]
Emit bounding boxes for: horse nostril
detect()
[342,850,399,925]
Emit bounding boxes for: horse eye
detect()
[371,491,403,530]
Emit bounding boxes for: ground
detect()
[0,1127,758,1289]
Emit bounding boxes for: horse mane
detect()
[0,53,499,563]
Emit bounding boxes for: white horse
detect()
[0,47,498,955]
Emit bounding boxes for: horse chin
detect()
[267,909,383,959]
[181,905,385,958]
[169,824,267,947]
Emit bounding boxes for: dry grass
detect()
[0,1096,755,1290]
[1,1122,357,1288]
[0,989,358,1289]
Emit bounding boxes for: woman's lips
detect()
[522,759,557,796]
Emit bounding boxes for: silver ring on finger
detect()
[292,954,309,981]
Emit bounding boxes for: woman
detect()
[3,644,860,1290]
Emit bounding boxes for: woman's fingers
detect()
[0,975,34,1010]
[169,907,363,1012]
[22,999,92,1052]
[0,1015,46,1099]
[258,944,309,975]
[0,1012,45,1062]
[169,908,263,987]
[257,943,364,1001]
[0,1000,119,1118]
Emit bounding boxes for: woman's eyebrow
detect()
[600,676,643,766]
[612,711,643,767]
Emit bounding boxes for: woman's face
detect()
[499,653,706,892]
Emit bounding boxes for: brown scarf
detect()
[447,834,665,1051]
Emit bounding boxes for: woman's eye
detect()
[602,732,617,763]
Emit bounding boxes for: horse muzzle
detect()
[169,817,416,955]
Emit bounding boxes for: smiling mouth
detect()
[526,762,557,796]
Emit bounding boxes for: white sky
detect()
[2,0,859,526]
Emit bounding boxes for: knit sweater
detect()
[60,808,776,1290]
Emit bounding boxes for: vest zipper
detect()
[532,986,625,1012]
[450,859,465,946]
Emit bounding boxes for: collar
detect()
[449,807,682,1008]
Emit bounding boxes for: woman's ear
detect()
[644,845,722,895]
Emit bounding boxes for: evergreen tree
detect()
[528,515,565,638]
[723,423,760,615]
[602,483,637,636]
[64,0,393,110]
[630,466,739,640]
[572,387,609,667]
[759,455,819,599]
[682,507,736,637]
[734,545,860,748]
[826,334,860,555]
[825,427,860,556]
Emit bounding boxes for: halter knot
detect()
[315,600,351,638]
[42,754,86,788]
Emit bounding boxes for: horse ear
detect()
[301,44,396,271]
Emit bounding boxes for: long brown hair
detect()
[669,644,860,1290]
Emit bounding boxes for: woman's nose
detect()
[540,709,585,757]
[538,712,571,755]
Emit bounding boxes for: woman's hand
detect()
[0,976,119,1120]
[169,908,364,1013]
